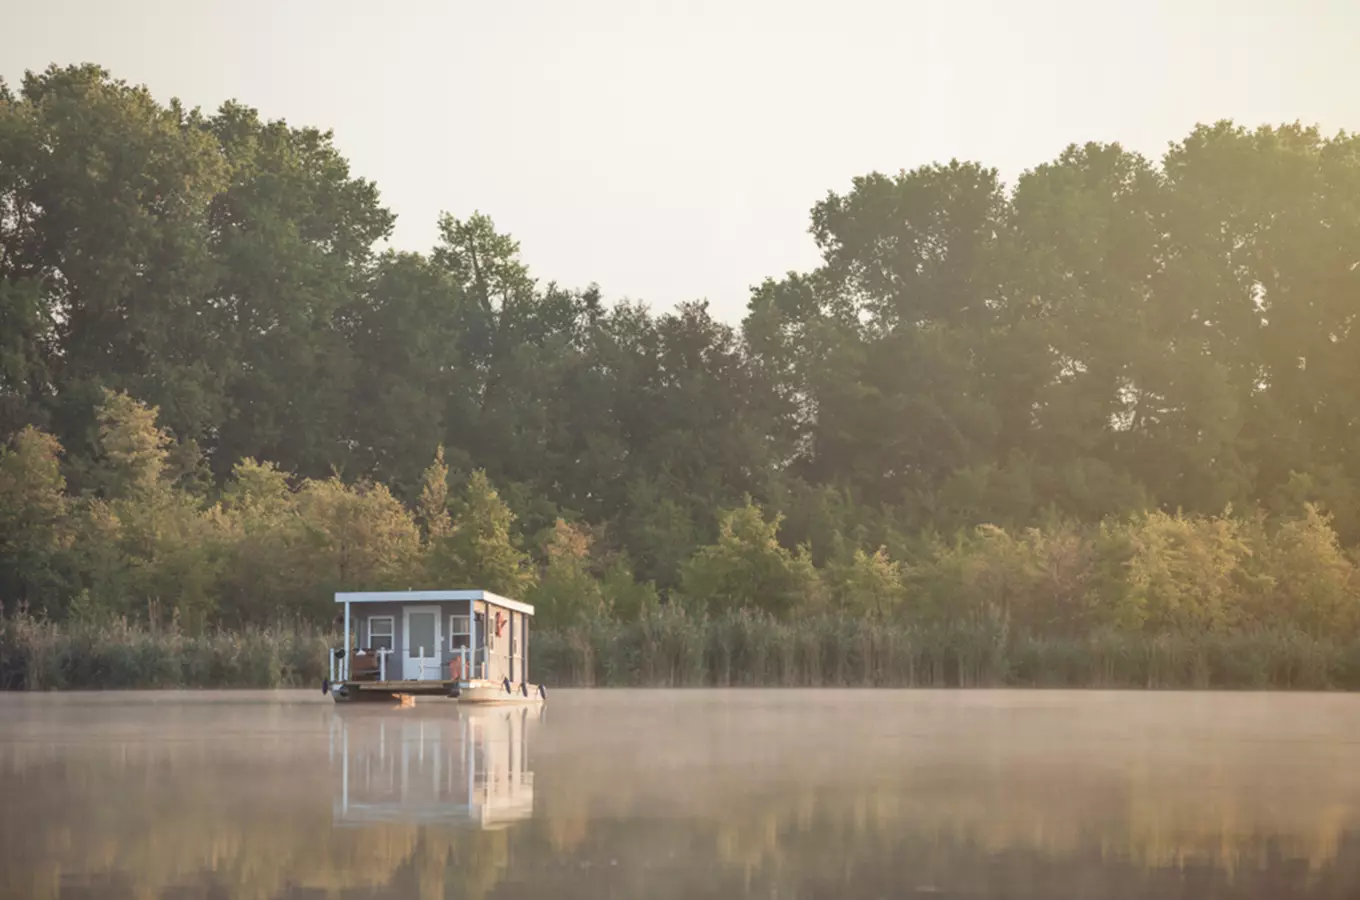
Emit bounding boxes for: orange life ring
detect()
[448,657,464,680]
[494,611,507,637]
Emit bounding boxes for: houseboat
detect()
[324,589,545,705]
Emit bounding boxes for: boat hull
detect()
[326,678,543,705]
[457,680,545,705]
[329,679,457,703]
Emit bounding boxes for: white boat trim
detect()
[335,589,535,617]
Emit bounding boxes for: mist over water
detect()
[2,690,1359,899]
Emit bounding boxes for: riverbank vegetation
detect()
[2,65,1360,689]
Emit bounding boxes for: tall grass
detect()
[532,608,1360,690]
[4,609,1359,690]
[0,614,333,690]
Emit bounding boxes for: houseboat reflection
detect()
[329,705,540,829]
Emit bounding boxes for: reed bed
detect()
[532,608,1360,691]
[0,615,333,690]
[3,610,1358,690]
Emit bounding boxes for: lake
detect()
[1,689,1358,899]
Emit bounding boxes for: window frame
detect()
[449,614,471,652]
[367,615,395,652]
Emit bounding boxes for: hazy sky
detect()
[5,0,1358,321]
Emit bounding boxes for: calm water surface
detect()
[2,689,1359,899]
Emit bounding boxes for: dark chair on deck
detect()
[350,651,382,681]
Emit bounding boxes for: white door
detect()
[403,607,442,680]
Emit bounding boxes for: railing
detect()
[329,644,488,682]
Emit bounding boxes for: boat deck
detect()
[329,678,544,704]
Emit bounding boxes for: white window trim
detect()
[449,615,471,651]
[368,615,394,650]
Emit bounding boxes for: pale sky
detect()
[5,0,1358,321]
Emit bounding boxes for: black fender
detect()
[502,677,512,694]
[321,678,330,695]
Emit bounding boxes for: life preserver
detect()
[494,611,507,637]
[448,657,464,681]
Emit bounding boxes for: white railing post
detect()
[379,648,387,682]
[419,647,425,680]
[328,649,334,684]
[342,600,351,680]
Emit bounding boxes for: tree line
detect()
[2,64,1359,653]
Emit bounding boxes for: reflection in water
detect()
[0,690,1359,899]
[331,705,538,829]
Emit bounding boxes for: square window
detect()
[368,616,394,652]
[449,615,471,652]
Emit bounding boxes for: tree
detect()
[1109,511,1255,634]
[433,212,535,318]
[67,392,225,627]
[0,65,231,456]
[1243,505,1360,638]
[207,101,394,480]
[1268,468,1360,546]
[679,500,822,618]
[747,163,1011,509]
[215,459,311,624]
[416,445,453,541]
[90,389,171,498]
[616,477,702,592]
[825,547,906,620]
[295,477,422,612]
[1006,141,1164,473]
[427,470,535,597]
[0,278,51,441]
[345,255,469,495]
[0,426,71,609]
[598,560,661,623]
[527,520,607,629]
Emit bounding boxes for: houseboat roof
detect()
[333,590,534,617]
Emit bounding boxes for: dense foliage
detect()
[2,65,1359,684]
